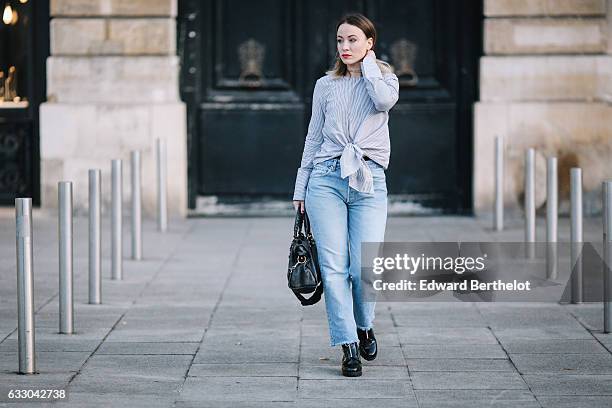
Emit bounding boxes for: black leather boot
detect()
[341,342,362,377]
[357,328,377,361]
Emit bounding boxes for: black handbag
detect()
[287,209,323,306]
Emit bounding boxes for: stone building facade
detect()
[40,0,187,216]
[474,0,612,215]
[38,0,612,216]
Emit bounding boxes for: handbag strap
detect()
[293,209,304,238]
[303,211,313,238]
[292,282,323,306]
[294,208,315,238]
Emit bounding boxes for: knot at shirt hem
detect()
[339,143,374,194]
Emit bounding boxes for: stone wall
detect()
[474,0,612,216]
[40,0,187,217]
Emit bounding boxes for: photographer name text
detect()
[372,279,532,292]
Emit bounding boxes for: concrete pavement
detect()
[0,211,611,407]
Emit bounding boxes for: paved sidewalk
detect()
[0,211,611,407]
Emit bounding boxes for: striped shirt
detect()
[293,53,400,201]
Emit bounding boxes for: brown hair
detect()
[328,13,393,78]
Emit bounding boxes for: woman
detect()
[292,13,399,377]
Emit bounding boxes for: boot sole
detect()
[342,368,362,377]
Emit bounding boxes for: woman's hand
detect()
[293,200,305,214]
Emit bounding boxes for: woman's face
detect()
[337,23,373,65]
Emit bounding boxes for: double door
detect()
[179,0,480,211]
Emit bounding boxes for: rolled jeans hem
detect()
[330,336,359,347]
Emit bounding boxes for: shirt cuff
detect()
[293,167,312,201]
[361,53,383,79]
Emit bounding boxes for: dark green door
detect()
[179,0,480,212]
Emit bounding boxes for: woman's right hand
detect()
[293,200,305,214]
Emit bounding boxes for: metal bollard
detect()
[58,182,74,334]
[524,148,535,258]
[156,138,168,232]
[604,181,612,333]
[546,157,558,278]
[15,198,36,374]
[131,151,142,260]
[494,135,504,231]
[570,168,583,304]
[89,169,102,304]
[111,159,123,280]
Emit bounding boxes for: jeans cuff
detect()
[330,336,359,347]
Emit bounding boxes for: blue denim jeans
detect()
[305,158,387,346]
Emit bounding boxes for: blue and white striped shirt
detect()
[293,53,400,201]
